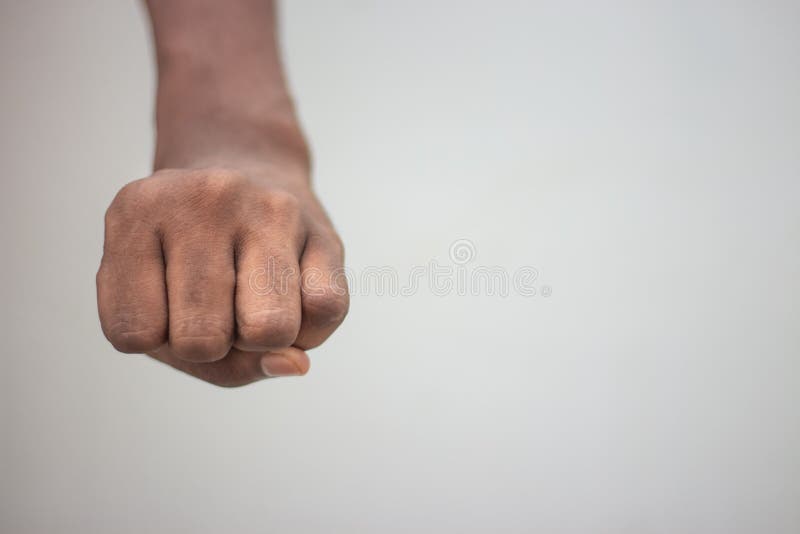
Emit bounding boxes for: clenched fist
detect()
[97,0,352,385]
[97,166,349,386]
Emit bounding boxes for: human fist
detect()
[97,167,348,386]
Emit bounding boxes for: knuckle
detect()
[311,227,346,259]
[97,275,167,353]
[194,168,246,197]
[174,168,247,213]
[106,179,155,227]
[331,233,345,258]
[113,179,142,203]
[260,190,301,218]
[170,315,232,361]
[103,204,120,228]
[170,335,230,362]
[111,179,146,209]
[303,291,349,326]
[237,309,300,348]
[104,321,165,353]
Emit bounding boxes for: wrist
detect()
[153,75,310,179]
[154,112,310,175]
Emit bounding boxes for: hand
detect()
[97,164,349,386]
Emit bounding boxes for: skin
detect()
[96,0,349,386]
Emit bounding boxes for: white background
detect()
[1,1,799,532]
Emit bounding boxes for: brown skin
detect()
[96,0,348,386]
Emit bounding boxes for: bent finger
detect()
[146,345,310,387]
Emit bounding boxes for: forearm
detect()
[145,0,308,172]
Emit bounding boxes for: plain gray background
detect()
[1,1,799,532]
